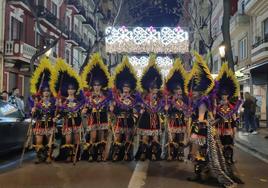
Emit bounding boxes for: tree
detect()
[221,0,235,71]
[80,0,123,71]
[179,0,215,71]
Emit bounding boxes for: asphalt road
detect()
[0,147,267,188]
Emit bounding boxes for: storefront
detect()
[250,61,268,126]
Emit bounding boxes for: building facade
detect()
[0,0,6,92]
[2,0,98,104]
[189,0,268,123]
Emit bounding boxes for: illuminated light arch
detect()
[128,56,173,78]
[105,26,189,54]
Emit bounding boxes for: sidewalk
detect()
[235,123,268,161]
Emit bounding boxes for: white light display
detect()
[106,26,189,54]
[128,56,173,78]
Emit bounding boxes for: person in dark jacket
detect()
[242,92,258,135]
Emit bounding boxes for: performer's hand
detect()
[109,105,114,112]
[140,109,145,114]
[53,117,58,122]
[82,108,87,114]
[31,107,36,114]
[164,104,169,111]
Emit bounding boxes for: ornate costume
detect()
[50,59,84,163]
[30,57,56,163]
[136,55,163,161]
[81,53,111,162]
[185,53,241,187]
[109,56,140,161]
[165,58,187,161]
[215,63,241,164]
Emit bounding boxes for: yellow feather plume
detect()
[165,58,186,84]
[30,57,55,95]
[109,56,140,90]
[81,53,110,89]
[50,58,83,97]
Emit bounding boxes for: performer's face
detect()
[149,87,158,94]
[174,87,182,95]
[123,86,130,93]
[42,88,50,97]
[93,83,101,92]
[222,94,228,101]
[192,90,200,99]
[67,88,76,95]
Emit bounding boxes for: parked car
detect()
[0,100,30,156]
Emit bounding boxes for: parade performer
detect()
[109,56,140,161]
[164,58,187,161]
[30,57,56,164]
[215,63,241,164]
[186,53,241,188]
[81,53,111,162]
[50,59,84,163]
[135,55,163,161]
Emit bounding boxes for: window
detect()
[239,37,247,60]
[36,0,44,6]
[11,17,23,40]
[213,59,219,74]
[35,31,41,47]
[66,16,71,31]
[51,2,57,17]
[263,18,268,40]
[65,49,70,64]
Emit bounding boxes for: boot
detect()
[166,142,175,161]
[97,142,106,162]
[224,145,234,164]
[88,143,96,162]
[124,142,133,161]
[187,163,203,182]
[112,142,121,162]
[140,142,148,161]
[177,143,185,161]
[151,142,161,161]
[34,145,45,164]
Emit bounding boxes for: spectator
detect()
[8,87,25,115]
[0,91,9,102]
[242,92,258,135]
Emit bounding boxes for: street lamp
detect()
[44,46,52,57]
[219,44,226,62]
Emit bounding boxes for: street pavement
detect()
[0,147,267,188]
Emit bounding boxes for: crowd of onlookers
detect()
[0,87,25,114]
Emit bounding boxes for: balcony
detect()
[83,17,96,34]
[251,36,268,63]
[5,40,37,63]
[66,0,80,12]
[36,6,68,34]
[66,31,80,45]
[244,0,268,15]
[230,13,250,36]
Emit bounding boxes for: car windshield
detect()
[0,100,23,118]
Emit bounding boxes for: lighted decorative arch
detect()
[105,26,189,54]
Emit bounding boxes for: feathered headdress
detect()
[109,56,139,91]
[165,58,186,93]
[30,57,55,96]
[81,53,110,89]
[140,54,163,92]
[216,62,239,100]
[184,52,214,96]
[50,58,83,97]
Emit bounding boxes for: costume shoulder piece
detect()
[216,62,240,101]
[165,58,186,93]
[50,58,83,97]
[81,53,110,89]
[109,56,139,91]
[30,57,55,96]
[184,52,214,96]
[140,54,163,92]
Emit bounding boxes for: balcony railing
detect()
[5,40,37,62]
[66,0,80,10]
[36,6,68,34]
[252,36,268,49]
